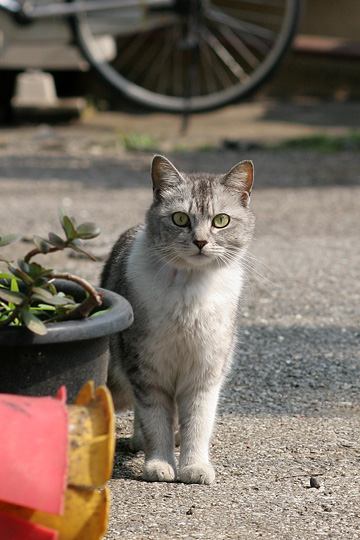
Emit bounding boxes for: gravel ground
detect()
[0,121,359,539]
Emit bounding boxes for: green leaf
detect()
[51,294,76,306]
[0,301,12,311]
[21,308,47,335]
[0,288,25,306]
[31,287,54,302]
[48,232,65,248]
[61,215,77,241]
[10,278,19,292]
[0,273,13,281]
[77,222,101,240]
[68,239,97,261]
[33,235,51,254]
[30,304,56,311]
[7,277,20,310]
[89,308,110,319]
[32,287,75,306]
[0,234,21,247]
[28,262,53,279]
[48,282,57,295]
[18,259,30,274]
[8,264,34,285]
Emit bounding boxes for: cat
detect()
[101,155,255,484]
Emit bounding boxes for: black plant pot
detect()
[0,280,133,401]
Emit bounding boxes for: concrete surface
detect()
[85,100,360,148]
[0,105,359,539]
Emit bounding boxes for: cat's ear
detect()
[222,160,254,207]
[151,155,183,199]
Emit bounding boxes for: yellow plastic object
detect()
[68,381,115,488]
[0,382,115,540]
[0,487,109,540]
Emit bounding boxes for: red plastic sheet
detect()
[0,510,58,540]
[0,390,68,514]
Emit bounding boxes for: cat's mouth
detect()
[187,251,212,267]
[191,251,209,259]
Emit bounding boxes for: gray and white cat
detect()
[101,155,255,484]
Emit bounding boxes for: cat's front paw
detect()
[179,462,215,485]
[143,459,176,482]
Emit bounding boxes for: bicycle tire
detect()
[72,0,301,113]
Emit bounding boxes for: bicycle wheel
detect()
[73,0,300,113]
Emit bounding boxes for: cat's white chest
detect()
[126,230,244,388]
[155,268,238,329]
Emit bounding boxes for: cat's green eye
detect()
[172,212,190,227]
[212,214,230,228]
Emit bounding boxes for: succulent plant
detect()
[0,212,103,335]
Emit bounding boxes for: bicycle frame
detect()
[0,0,174,21]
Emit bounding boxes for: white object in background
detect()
[11,69,85,114]
[12,70,59,107]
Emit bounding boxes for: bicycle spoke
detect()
[203,31,247,83]
[206,8,275,41]
[146,29,179,92]
[184,38,205,98]
[117,33,151,68]
[201,36,236,88]
[216,25,260,69]
[199,41,219,95]
[141,31,172,89]
[171,32,184,96]
[202,42,225,90]
[154,37,176,94]
[220,7,285,28]
[127,33,163,81]
[190,47,204,97]
[206,15,270,56]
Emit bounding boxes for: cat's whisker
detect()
[241,253,276,280]
[215,249,274,287]
[155,247,189,274]
[239,260,275,287]
[152,253,179,280]
[242,251,275,276]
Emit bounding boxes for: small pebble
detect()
[310,476,321,489]
[186,505,196,515]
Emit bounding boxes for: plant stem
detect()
[25,246,61,263]
[50,273,103,320]
[51,273,102,303]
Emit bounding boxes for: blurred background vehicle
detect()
[0,0,300,118]
[1,0,360,122]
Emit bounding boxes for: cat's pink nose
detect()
[193,240,208,250]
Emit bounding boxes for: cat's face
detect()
[146,156,255,270]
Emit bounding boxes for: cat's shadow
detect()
[112,437,143,481]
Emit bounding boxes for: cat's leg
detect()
[107,343,134,411]
[174,430,181,447]
[135,389,176,482]
[174,405,180,447]
[177,384,220,485]
[129,406,144,452]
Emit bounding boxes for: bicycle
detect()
[0,0,301,113]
